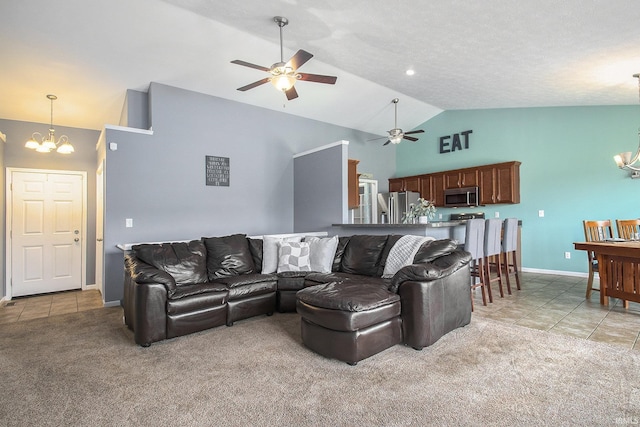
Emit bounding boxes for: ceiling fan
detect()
[377,98,425,146]
[230,16,337,101]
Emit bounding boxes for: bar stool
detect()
[464,218,486,309]
[484,218,504,301]
[501,218,521,294]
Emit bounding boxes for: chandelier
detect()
[24,94,74,154]
[613,73,640,177]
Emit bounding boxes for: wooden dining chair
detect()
[582,220,613,299]
[616,219,640,240]
[464,218,487,310]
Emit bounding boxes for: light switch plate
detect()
[109,142,118,151]
[538,210,545,217]
[125,218,133,228]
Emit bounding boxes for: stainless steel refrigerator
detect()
[378,191,420,224]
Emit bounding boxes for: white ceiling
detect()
[1,0,640,137]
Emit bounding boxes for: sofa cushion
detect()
[132,240,208,285]
[305,235,339,273]
[169,282,228,300]
[262,236,303,274]
[296,281,400,312]
[413,239,459,264]
[277,241,311,273]
[247,238,263,273]
[203,234,255,279]
[331,236,350,272]
[340,235,388,277]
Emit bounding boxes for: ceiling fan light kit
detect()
[381,98,424,146]
[231,16,337,100]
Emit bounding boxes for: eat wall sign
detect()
[439,130,472,154]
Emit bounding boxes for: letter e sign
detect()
[439,130,472,154]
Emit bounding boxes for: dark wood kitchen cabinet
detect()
[389,176,420,192]
[445,169,478,189]
[348,159,360,209]
[390,161,520,207]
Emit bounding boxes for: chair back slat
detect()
[616,219,640,240]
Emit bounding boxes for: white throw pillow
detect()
[277,241,311,273]
[262,236,302,274]
[305,236,339,273]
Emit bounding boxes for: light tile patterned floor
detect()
[472,271,640,350]
[0,289,103,324]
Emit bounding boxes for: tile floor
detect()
[2,273,640,351]
[472,271,640,350]
[0,289,103,323]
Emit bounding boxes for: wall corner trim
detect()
[104,124,154,135]
[293,140,349,159]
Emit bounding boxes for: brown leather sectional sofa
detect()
[123,233,473,364]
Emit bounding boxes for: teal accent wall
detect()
[395,106,640,274]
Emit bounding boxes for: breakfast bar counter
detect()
[332,221,467,242]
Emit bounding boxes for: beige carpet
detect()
[0,307,639,426]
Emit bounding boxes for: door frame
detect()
[5,167,88,300]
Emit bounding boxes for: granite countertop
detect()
[333,221,467,228]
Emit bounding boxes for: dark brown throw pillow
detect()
[132,240,208,285]
[202,234,255,279]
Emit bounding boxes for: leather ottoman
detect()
[296,281,402,365]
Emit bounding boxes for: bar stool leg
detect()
[503,251,512,295]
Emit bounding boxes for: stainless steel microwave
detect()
[444,186,480,207]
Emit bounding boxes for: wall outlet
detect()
[494,211,500,218]
[125,218,133,228]
[564,251,571,259]
[439,213,443,220]
[538,210,545,217]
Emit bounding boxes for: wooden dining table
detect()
[574,240,640,306]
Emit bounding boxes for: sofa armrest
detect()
[124,254,173,346]
[125,254,177,295]
[398,266,472,350]
[388,249,472,293]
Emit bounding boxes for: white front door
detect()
[9,170,84,297]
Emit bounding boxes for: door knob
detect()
[97,238,103,242]
[74,238,80,242]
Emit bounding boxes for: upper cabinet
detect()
[444,169,478,189]
[348,159,360,209]
[389,176,420,193]
[390,161,520,207]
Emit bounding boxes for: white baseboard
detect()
[84,284,99,291]
[1,296,9,303]
[103,300,121,308]
[521,267,589,278]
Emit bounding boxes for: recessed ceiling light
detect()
[406,69,415,76]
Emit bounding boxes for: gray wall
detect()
[293,142,348,233]
[0,119,100,297]
[102,82,390,304]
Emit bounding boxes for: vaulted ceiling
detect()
[1,0,639,136]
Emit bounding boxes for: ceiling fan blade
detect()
[231,60,270,72]
[286,50,313,71]
[383,140,391,146]
[237,78,270,91]
[285,86,299,100]
[297,73,338,84]
[367,136,388,142]
[403,129,425,135]
[403,135,419,142]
